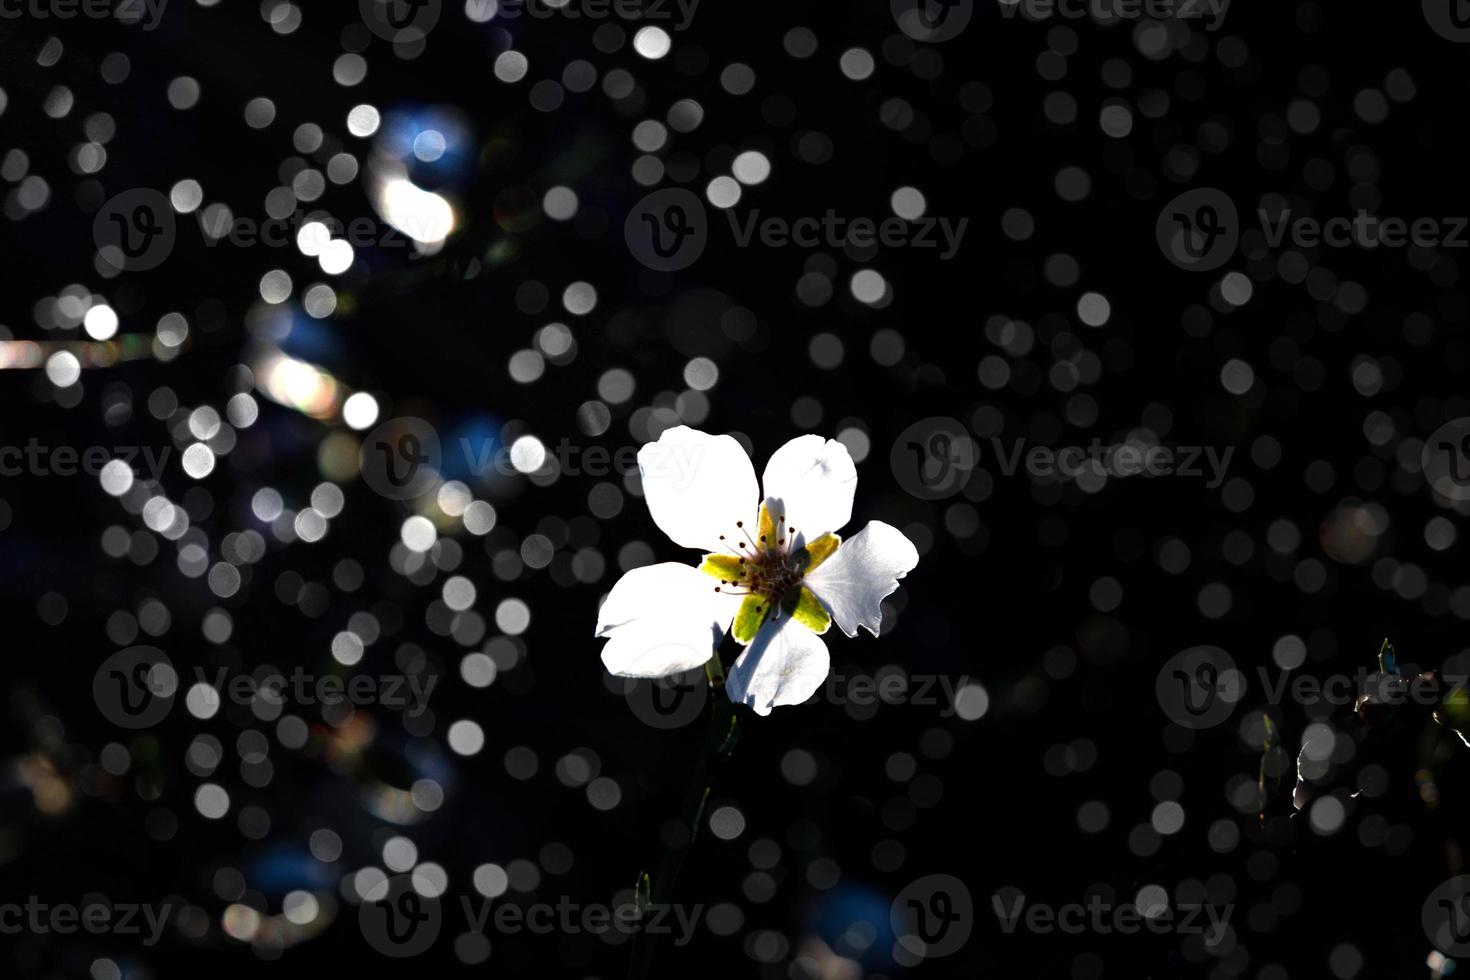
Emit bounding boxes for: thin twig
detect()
[628,640,742,979]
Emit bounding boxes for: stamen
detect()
[734,522,760,550]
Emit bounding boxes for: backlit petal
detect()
[596,563,740,677]
[803,521,919,638]
[760,435,857,543]
[638,426,759,552]
[725,615,831,716]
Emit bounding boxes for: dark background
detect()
[3,0,1470,977]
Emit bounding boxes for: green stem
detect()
[628,641,742,979]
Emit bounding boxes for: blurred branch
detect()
[628,637,742,980]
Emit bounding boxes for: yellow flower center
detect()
[698,503,840,643]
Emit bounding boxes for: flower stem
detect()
[628,640,741,979]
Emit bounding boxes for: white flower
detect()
[595,426,920,716]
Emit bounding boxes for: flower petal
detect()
[595,562,735,635]
[698,554,745,581]
[596,563,739,677]
[600,622,718,679]
[795,533,840,574]
[638,426,759,552]
[731,594,771,645]
[725,615,830,716]
[803,520,919,638]
[783,586,832,635]
[761,435,858,542]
